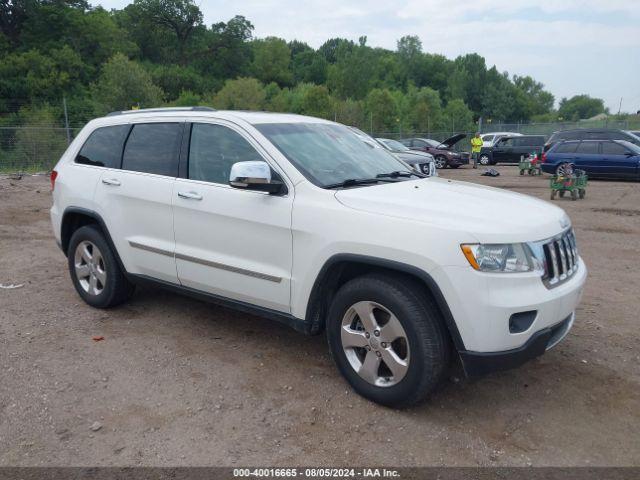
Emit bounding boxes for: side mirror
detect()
[229,161,285,195]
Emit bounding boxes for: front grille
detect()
[542,229,579,288]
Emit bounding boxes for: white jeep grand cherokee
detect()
[50,107,587,407]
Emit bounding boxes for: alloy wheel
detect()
[479,155,490,165]
[435,157,447,169]
[340,301,410,387]
[74,240,106,296]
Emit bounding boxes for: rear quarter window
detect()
[75,125,130,168]
[555,142,578,154]
[121,123,183,177]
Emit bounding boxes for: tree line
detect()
[1,0,609,136]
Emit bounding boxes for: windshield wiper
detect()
[323,178,396,189]
[376,170,424,179]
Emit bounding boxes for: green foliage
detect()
[403,86,444,132]
[171,90,202,106]
[251,37,293,86]
[294,84,333,118]
[0,0,609,142]
[365,89,399,132]
[148,63,209,100]
[213,77,266,110]
[129,0,202,60]
[5,104,69,171]
[442,99,474,132]
[558,95,606,121]
[0,45,88,106]
[92,53,164,112]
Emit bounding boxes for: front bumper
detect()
[459,312,574,376]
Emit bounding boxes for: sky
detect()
[97,0,640,113]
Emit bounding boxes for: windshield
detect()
[619,140,640,154]
[379,139,409,151]
[424,139,441,148]
[256,123,411,188]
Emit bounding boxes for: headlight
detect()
[461,243,544,273]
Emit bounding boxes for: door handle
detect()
[102,178,121,186]
[178,191,203,200]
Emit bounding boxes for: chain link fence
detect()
[1,115,639,174]
[0,126,81,173]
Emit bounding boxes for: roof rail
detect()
[106,106,216,117]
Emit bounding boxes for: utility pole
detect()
[63,96,71,145]
[618,97,623,116]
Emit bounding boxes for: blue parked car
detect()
[541,139,640,179]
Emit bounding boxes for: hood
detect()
[395,151,434,164]
[438,133,467,149]
[334,178,568,243]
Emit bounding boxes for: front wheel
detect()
[479,154,491,166]
[327,274,450,408]
[434,156,447,169]
[68,225,135,308]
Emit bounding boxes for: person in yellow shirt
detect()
[470,132,483,169]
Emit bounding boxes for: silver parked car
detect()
[376,138,437,176]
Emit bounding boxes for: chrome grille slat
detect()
[563,236,574,271]
[542,228,579,288]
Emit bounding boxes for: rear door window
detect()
[601,141,627,155]
[122,123,182,177]
[575,141,599,154]
[76,125,130,168]
[556,142,578,154]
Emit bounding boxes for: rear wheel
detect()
[434,156,447,169]
[556,164,567,176]
[579,189,586,199]
[559,190,566,198]
[571,189,578,201]
[327,274,450,408]
[479,154,491,166]
[68,225,134,308]
[550,190,556,200]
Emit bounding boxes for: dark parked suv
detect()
[479,135,546,165]
[400,134,470,169]
[542,139,640,179]
[543,129,640,153]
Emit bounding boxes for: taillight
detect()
[541,152,547,163]
[50,170,58,191]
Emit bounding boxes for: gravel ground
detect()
[0,167,638,467]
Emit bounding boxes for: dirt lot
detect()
[0,167,638,467]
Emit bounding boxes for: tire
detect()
[579,189,585,199]
[550,190,556,200]
[326,274,451,408]
[556,164,566,176]
[479,154,491,166]
[519,170,524,176]
[559,190,565,198]
[571,189,578,201]
[434,156,447,169]
[67,225,135,308]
